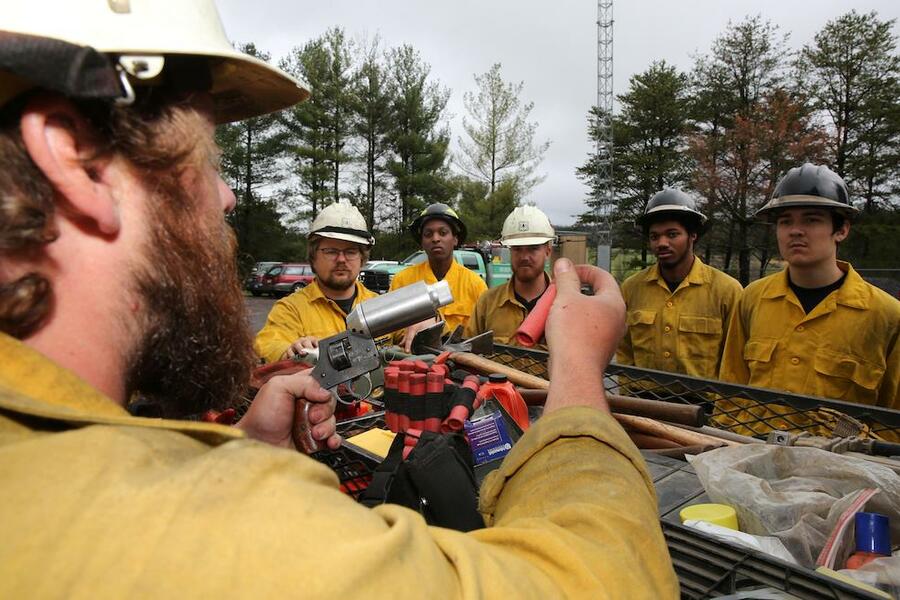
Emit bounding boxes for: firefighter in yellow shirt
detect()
[254,200,383,363]
[617,189,742,379]
[465,206,555,348]
[0,5,678,597]
[718,164,900,434]
[390,203,487,350]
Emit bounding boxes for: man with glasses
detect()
[254,200,382,363]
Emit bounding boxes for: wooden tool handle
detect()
[449,352,551,390]
[518,388,706,427]
[615,413,739,448]
[626,432,682,450]
[450,351,728,443]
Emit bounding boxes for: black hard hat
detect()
[637,188,708,228]
[408,203,467,244]
[756,163,857,219]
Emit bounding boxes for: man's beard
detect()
[319,270,356,292]
[125,195,255,419]
[513,263,544,284]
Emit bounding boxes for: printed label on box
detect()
[464,411,513,465]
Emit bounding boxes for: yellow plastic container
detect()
[679,503,739,531]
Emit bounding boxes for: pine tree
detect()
[279,28,356,224]
[577,61,691,265]
[801,11,900,211]
[215,43,291,266]
[688,17,790,284]
[384,45,452,229]
[350,37,394,229]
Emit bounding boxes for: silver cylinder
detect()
[346,280,453,338]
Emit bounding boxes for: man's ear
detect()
[834,220,850,243]
[19,95,121,235]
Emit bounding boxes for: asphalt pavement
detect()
[245,295,276,335]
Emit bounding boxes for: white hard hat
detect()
[309,200,375,247]
[500,205,556,247]
[0,0,309,123]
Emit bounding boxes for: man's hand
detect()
[400,317,438,353]
[544,259,625,414]
[236,372,341,451]
[281,336,319,361]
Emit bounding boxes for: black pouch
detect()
[359,431,484,532]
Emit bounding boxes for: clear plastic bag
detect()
[683,519,798,565]
[839,554,900,597]
[688,445,900,568]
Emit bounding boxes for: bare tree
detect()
[456,63,549,200]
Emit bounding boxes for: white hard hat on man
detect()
[309,200,374,247]
[0,0,308,123]
[500,205,556,247]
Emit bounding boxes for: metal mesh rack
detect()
[310,346,897,598]
[487,345,900,440]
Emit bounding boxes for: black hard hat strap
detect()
[0,32,122,101]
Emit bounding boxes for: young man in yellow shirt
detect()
[254,200,383,363]
[465,206,555,348]
[390,203,487,350]
[617,189,742,379]
[718,164,900,433]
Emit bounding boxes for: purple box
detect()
[464,411,514,465]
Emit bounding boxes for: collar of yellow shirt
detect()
[642,255,710,291]
[498,273,552,308]
[760,260,870,310]
[305,278,369,308]
[410,257,465,283]
[0,332,243,445]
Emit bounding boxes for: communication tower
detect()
[595,0,614,270]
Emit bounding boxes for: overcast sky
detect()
[217,0,899,227]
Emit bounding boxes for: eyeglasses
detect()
[318,247,362,260]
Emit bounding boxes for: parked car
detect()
[259,263,315,297]
[362,259,399,270]
[359,249,511,294]
[244,261,281,296]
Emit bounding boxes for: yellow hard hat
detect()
[0,0,309,123]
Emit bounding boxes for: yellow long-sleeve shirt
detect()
[716,262,900,435]
[254,279,380,363]
[464,276,549,349]
[616,257,742,379]
[0,332,677,598]
[389,258,487,333]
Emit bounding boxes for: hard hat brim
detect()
[205,51,310,123]
[501,235,555,247]
[640,204,708,225]
[409,215,467,245]
[310,231,374,247]
[755,195,859,219]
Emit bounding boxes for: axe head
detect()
[410,320,446,355]
[410,322,495,355]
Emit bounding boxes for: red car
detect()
[260,263,314,297]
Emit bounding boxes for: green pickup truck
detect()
[359,248,512,294]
